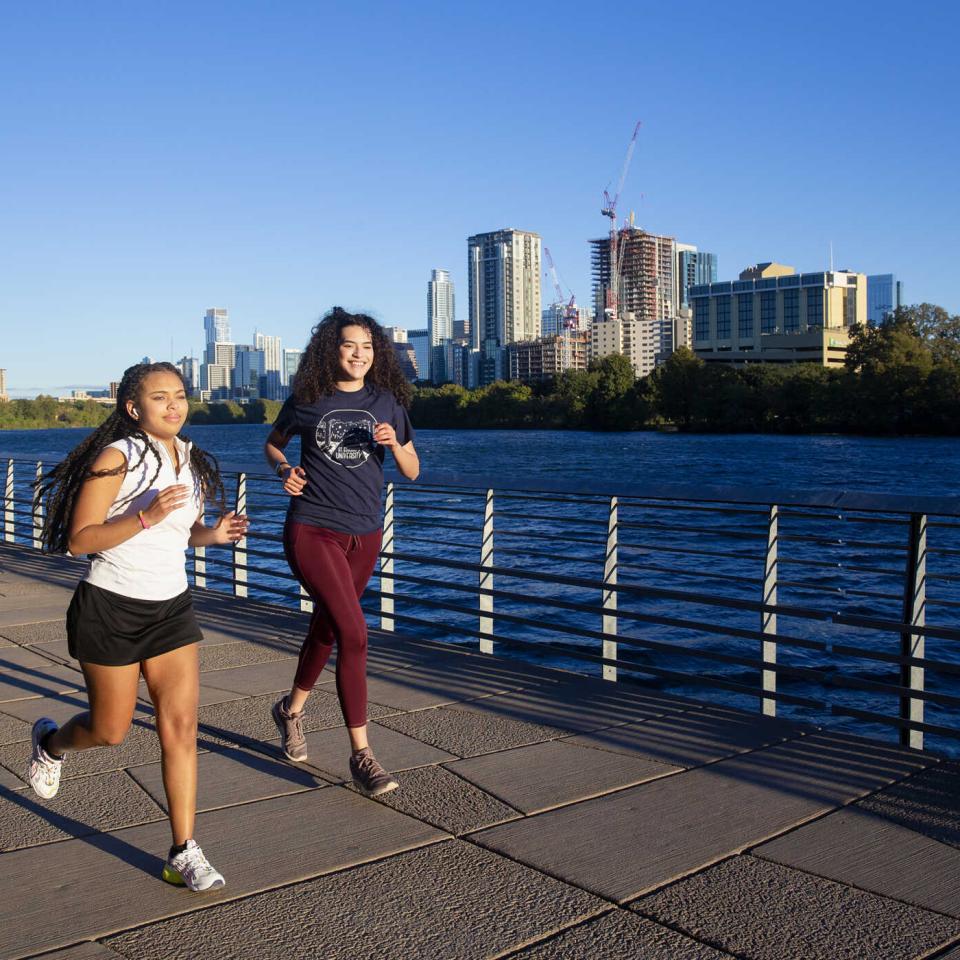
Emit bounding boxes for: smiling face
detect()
[126,371,188,440]
[336,324,374,385]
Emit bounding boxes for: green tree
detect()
[585,354,635,430]
[648,347,705,429]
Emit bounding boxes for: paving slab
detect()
[510,909,735,959]
[198,641,299,672]
[128,745,328,813]
[25,638,72,663]
[199,658,333,696]
[348,764,520,835]
[753,806,960,918]
[566,707,807,768]
[472,732,932,903]
[451,680,688,737]
[0,787,445,959]
[630,855,960,960]
[360,668,517,713]
[0,690,113,727]
[303,722,457,781]
[31,944,126,960]
[0,765,27,791]
[0,619,68,645]
[0,600,71,628]
[0,770,164,851]
[196,690,394,752]
[104,840,605,960]
[0,711,31,745]
[0,647,83,702]
[449,739,679,814]
[854,759,960,849]
[377,706,569,759]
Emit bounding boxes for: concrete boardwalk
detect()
[1,544,959,960]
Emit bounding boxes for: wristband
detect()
[137,510,151,530]
[276,462,291,477]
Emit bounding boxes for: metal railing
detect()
[4,455,960,755]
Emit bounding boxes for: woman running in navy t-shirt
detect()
[264,307,419,795]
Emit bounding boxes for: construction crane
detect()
[601,120,641,319]
[543,246,580,332]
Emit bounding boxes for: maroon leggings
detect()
[283,520,382,728]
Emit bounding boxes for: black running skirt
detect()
[66,581,203,666]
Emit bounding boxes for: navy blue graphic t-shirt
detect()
[272,385,414,534]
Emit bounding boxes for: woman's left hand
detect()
[373,423,398,449]
[214,511,249,544]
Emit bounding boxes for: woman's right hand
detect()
[280,465,307,497]
[142,484,190,526]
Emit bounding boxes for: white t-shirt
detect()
[83,435,203,601]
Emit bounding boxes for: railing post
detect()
[761,504,778,716]
[602,496,618,682]
[32,461,43,549]
[479,488,494,654]
[233,472,247,598]
[381,481,395,631]
[193,544,206,589]
[900,513,927,751]
[4,459,14,543]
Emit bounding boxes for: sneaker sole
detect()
[355,779,399,798]
[161,864,225,892]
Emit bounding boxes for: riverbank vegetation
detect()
[4,305,957,434]
[412,305,960,435]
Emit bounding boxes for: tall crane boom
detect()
[601,120,641,319]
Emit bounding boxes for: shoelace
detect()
[289,712,304,742]
[355,753,383,778]
[179,846,213,879]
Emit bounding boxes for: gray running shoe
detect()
[271,697,307,762]
[349,747,398,797]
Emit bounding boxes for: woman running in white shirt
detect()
[27,362,247,891]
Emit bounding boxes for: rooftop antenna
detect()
[829,241,834,272]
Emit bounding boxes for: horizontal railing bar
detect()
[778,509,907,526]
[616,519,767,541]
[776,557,903,577]
[619,541,760,562]
[828,704,960,741]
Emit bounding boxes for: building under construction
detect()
[590,227,678,373]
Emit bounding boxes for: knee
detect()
[340,623,368,657]
[90,723,131,748]
[157,711,198,748]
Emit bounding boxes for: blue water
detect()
[3,426,959,755]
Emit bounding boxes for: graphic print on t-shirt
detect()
[315,409,377,469]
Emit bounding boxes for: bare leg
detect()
[348,725,368,751]
[286,684,310,715]
[141,644,200,846]
[45,661,140,755]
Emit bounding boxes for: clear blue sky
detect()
[2,0,957,393]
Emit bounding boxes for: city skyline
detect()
[2,2,958,392]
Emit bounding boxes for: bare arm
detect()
[372,423,419,481]
[265,428,307,496]
[67,448,189,554]
[189,510,248,547]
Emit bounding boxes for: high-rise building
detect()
[232,345,265,398]
[589,314,660,379]
[675,245,718,311]
[253,332,283,399]
[508,333,589,384]
[407,328,430,381]
[283,348,303,390]
[689,264,867,366]
[383,326,408,344]
[176,356,200,395]
[203,309,230,353]
[427,269,455,346]
[591,228,678,373]
[867,274,904,326]
[468,229,542,383]
[0,368,7,402]
[200,364,231,399]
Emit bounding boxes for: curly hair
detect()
[293,307,413,408]
[36,362,226,554]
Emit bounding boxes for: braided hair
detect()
[293,307,413,408]
[36,362,226,554]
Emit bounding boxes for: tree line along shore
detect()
[4,305,958,436]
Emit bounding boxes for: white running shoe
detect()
[162,839,225,892]
[27,717,63,800]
